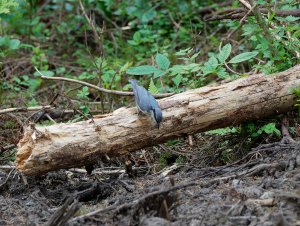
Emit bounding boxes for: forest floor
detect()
[1,139,300,226]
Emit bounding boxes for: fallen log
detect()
[16,65,300,175]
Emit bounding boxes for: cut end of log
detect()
[16,127,35,173]
[16,126,54,175]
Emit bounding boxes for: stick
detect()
[35,67,173,98]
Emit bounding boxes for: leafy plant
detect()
[206,127,238,135]
[126,44,258,92]
[246,122,281,138]
[77,86,90,100]
[0,0,19,14]
[0,36,21,57]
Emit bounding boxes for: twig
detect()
[238,0,251,10]
[0,145,16,154]
[68,180,197,223]
[0,105,53,114]
[199,0,232,14]
[248,0,275,57]
[33,93,59,123]
[281,116,296,144]
[224,62,242,75]
[226,3,257,39]
[78,0,103,54]
[0,165,16,170]
[205,8,300,21]
[46,196,80,226]
[36,67,173,98]
[0,168,15,190]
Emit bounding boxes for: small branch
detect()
[0,145,16,154]
[248,0,275,57]
[226,3,257,39]
[46,196,80,226]
[36,67,173,98]
[199,0,232,14]
[205,9,300,21]
[78,0,102,51]
[238,0,251,10]
[280,116,296,144]
[224,62,242,75]
[0,105,53,114]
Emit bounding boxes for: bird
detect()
[129,79,163,128]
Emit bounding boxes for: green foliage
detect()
[0,36,21,57]
[126,43,260,92]
[246,122,281,138]
[77,86,90,100]
[0,0,19,14]
[148,78,159,94]
[13,74,42,92]
[217,44,232,64]
[206,127,238,135]
[159,151,172,168]
[240,1,300,74]
[228,52,258,64]
[127,65,160,75]
[155,53,170,70]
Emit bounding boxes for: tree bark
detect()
[16,65,300,175]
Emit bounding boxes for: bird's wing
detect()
[147,91,160,110]
[135,86,152,112]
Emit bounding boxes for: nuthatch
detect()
[129,79,163,128]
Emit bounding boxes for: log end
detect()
[16,126,35,173]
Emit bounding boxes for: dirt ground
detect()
[0,140,300,226]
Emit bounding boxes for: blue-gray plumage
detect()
[129,79,163,128]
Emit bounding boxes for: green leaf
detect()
[34,70,54,77]
[207,56,219,69]
[190,51,201,60]
[229,52,258,64]
[120,62,130,73]
[201,56,218,75]
[133,32,141,43]
[284,15,299,22]
[77,86,89,99]
[0,36,9,46]
[169,65,185,76]
[27,98,38,107]
[153,70,166,78]
[260,123,281,136]
[148,78,159,94]
[8,39,20,49]
[127,65,160,75]
[0,0,19,14]
[217,44,232,63]
[216,67,229,79]
[206,127,238,135]
[175,47,192,56]
[155,53,170,70]
[184,63,201,72]
[141,9,156,23]
[172,74,182,88]
[56,67,66,74]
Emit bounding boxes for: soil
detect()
[0,141,300,226]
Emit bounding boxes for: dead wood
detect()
[16,65,300,175]
[46,196,79,226]
[204,8,300,21]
